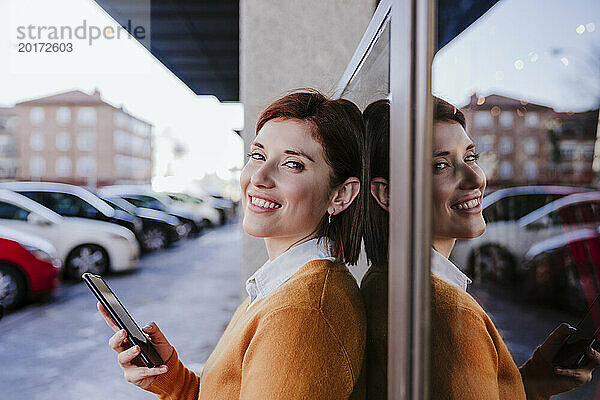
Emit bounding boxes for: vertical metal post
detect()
[388,0,434,398]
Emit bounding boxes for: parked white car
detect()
[165,192,221,226]
[99,185,206,235]
[0,189,139,279]
[451,190,600,284]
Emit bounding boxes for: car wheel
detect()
[141,227,167,251]
[469,245,516,284]
[0,263,26,309]
[182,222,194,237]
[66,245,109,280]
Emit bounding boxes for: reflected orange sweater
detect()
[431,274,528,399]
[145,259,366,400]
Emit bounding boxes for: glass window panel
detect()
[433,0,600,398]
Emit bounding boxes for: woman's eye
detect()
[284,160,305,171]
[433,162,449,172]
[247,152,264,161]
[465,153,480,162]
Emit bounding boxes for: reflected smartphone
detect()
[553,293,600,369]
[82,273,164,368]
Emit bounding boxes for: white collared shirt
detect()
[245,238,335,308]
[431,248,472,291]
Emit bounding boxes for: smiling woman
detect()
[98,90,367,400]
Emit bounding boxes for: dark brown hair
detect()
[362,96,467,266]
[362,99,390,267]
[434,96,466,129]
[256,90,365,265]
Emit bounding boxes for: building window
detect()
[524,160,538,179]
[56,132,71,151]
[77,131,96,151]
[114,111,129,129]
[523,136,538,155]
[77,107,97,126]
[525,112,539,128]
[499,111,514,128]
[477,134,495,153]
[56,107,71,125]
[30,130,44,151]
[474,111,492,129]
[499,161,513,179]
[498,136,513,154]
[30,107,45,125]
[30,156,45,177]
[56,157,72,177]
[76,157,96,177]
[560,143,575,161]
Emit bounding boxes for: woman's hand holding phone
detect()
[520,323,600,399]
[97,302,174,389]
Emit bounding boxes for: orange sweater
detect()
[145,259,366,400]
[431,274,528,399]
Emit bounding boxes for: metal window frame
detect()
[333,0,392,99]
[335,0,435,398]
[389,0,434,398]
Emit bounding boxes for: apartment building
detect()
[0,107,18,179]
[464,93,598,187]
[9,89,152,186]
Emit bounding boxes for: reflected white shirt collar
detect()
[245,238,335,308]
[431,248,472,291]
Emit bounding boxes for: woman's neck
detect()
[431,237,456,259]
[264,234,316,260]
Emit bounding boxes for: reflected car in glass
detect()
[522,227,599,313]
[451,186,594,284]
[0,189,139,280]
[0,227,61,309]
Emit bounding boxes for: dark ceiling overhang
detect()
[94,0,239,102]
[437,0,501,50]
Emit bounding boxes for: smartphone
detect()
[83,273,164,368]
[553,293,600,369]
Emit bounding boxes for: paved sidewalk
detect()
[0,223,241,400]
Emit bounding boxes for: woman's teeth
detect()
[451,198,480,210]
[251,196,282,209]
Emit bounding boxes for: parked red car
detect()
[0,237,61,309]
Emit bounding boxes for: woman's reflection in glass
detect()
[361,97,600,400]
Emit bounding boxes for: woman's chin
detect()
[242,217,271,238]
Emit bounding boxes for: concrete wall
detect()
[239,0,375,293]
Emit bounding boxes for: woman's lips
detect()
[247,195,282,213]
[450,197,482,214]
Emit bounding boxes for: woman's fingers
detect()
[108,329,128,352]
[585,347,600,367]
[141,322,174,361]
[124,365,168,383]
[555,367,593,385]
[97,302,120,332]
[118,344,142,366]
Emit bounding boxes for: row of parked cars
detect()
[0,181,235,310]
[451,185,600,312]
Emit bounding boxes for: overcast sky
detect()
[0,0,244,189]
[434,0,599,112]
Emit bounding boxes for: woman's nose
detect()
[459,163,485,190]
[250,162,276,188]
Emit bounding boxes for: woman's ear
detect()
[370,177,389,212]
[328,177,360,215]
